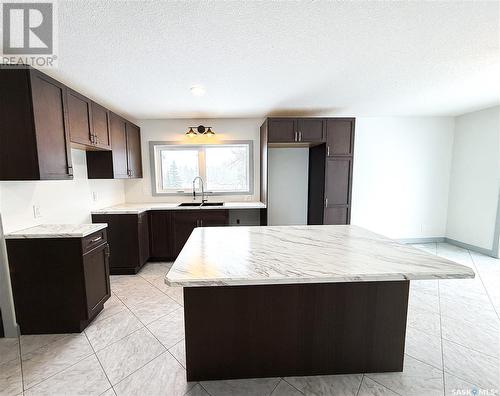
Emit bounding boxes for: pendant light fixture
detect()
[185,125,215,137]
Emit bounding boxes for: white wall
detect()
[125,118,263,203]
[446,106,500,250]
[0,149,125,233]
[268,148,309,226]
[351,117,455,240]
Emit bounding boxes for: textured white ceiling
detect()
[44,1,500,119]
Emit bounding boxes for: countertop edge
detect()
[164,271,475,287]
[5,223,108,239]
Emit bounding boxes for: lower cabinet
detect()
[148,210,229,260]
[91,213,150,275]
[172,210,228,258]
[6,230,110,334]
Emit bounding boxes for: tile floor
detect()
[1,243,499,396]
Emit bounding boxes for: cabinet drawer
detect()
[82,229,107,254]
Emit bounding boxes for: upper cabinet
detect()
[267,118,325,144]
[268,118,297,143]
[126,122,142,178]
[91,102,112,150]
[326,119,355,156]
[0,65,141,180]
[67,90,112,150]
[67,89,93,147]
[86,113,143,179]
[0,67,73,180]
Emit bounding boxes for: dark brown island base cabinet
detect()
[0,67,73,180]
[86,113,143,179]
[6,229,111,334]
[0,65,142,180]
[91,213,150,275]
[261,117,355,225]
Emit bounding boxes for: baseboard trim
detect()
[397,237,496,258]
[444,238,494,257]
[397,237,445,244]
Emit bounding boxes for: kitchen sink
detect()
[178,202,224,207]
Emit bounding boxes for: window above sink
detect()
[150,141,253,196]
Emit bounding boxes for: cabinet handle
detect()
[299,131,302,142]
[90,236,103,243]
[327,146,330,156]
[200,219,203,227]
[294,131,297,142]
[325,197,328,207]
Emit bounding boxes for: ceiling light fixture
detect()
[185,125,215,137]
[190,85,206,97]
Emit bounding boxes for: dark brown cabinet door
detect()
[297,119,324,142]
[91,102,111,150]
[67,89,93,147]
[126,123,143,178]
[199,210,229,227]
[82,243,111,319]
[324,207,349,225]
[324,158,352,225]
[149,211,174,259]
[138,212,150,265]
[30,71,73,179]
[172,211,200,258]
[109,113,129,178]
[268,119,296,143]
[326,119,354,156]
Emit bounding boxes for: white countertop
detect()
[165,225,475,287]
[5,223,108,239]
[92,201,266,214]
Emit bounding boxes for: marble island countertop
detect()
[91,201,266,214]
[165,225,475,287]
[5,223,107,239]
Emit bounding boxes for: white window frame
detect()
[149,140,254,196]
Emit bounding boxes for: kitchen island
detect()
[165,225,474,381]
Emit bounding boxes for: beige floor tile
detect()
[366,355,443,396]
[22,333,94,389]
[20,334,68,357]
[405,326,443,369]
[406,306,441,338]
[0,338,20,365]
[202,377,281,396]
[0,358,23,396]
[147,308,185,349]
[113,352,194,396]
[169,339,186,368]
[126,293,180,325]
[85,310,143,351]
[96,327,165,385]
[441,314,499,358]
[24,354,110,395]
[357,377,399,396]
[271,380,303,396]
[186,383,210,396]
[443,340,500,390]
[285,374,362,396]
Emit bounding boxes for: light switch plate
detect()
[33,205,42,219]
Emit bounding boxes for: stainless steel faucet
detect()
[192,176,208,204]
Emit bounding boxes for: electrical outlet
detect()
[33,204,42,219]
[92,192,98,202]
